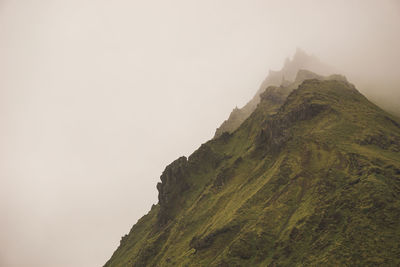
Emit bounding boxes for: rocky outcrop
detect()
[156,144,225,226]
[188,143,224,173]
[259,86,287,105]
[294,69,347,85]
[157,156,189,226]
[256,101,330,154]
[214,50,336,138]
[357,133,400,152]
[214,107,248,139]
[294,69,324,83]
[189,224,240,251]
[256,79,343,153]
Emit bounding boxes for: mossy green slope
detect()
[105,78,400,267]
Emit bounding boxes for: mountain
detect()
[214,48,334,138]
[104,69,400,266]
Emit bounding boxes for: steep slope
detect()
[105,76,400,266]
[214,49,334,138]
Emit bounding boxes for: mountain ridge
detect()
[104,69,400,266]
[214,49,335,138]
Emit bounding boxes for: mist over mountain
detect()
[214,49,335,138]
[1,1,399,267]
[104,54,400,266]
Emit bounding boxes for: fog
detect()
[0,0,399,266]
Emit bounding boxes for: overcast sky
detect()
[1,1,399,266]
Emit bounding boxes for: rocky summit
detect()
[104,61,400,266]
[214,49,334,139]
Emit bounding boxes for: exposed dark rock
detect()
[213,167,235,188]
[214,49,335,138]
[357,133,400,152]
[348,178,360,186]
[259,86,287,104]
[189,225,240,251]
[385,116,400,129]
[256,98,330,153]
[188,143,223,172]
[157,156,189,226]
[346,153,370,175]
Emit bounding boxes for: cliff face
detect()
[105,72,400,266]
[156,156,190,227]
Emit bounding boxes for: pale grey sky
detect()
[0,1,399,266]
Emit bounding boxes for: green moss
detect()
[105,78,400,267]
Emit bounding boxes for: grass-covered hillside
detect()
[105,74,400,266]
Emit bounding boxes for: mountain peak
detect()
[105,73,400,266]
[105,54,400,267]
[292,47,312,63]
[279,48,328,81]
[214,49,338,139]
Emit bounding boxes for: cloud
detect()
[0,0,399,266]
